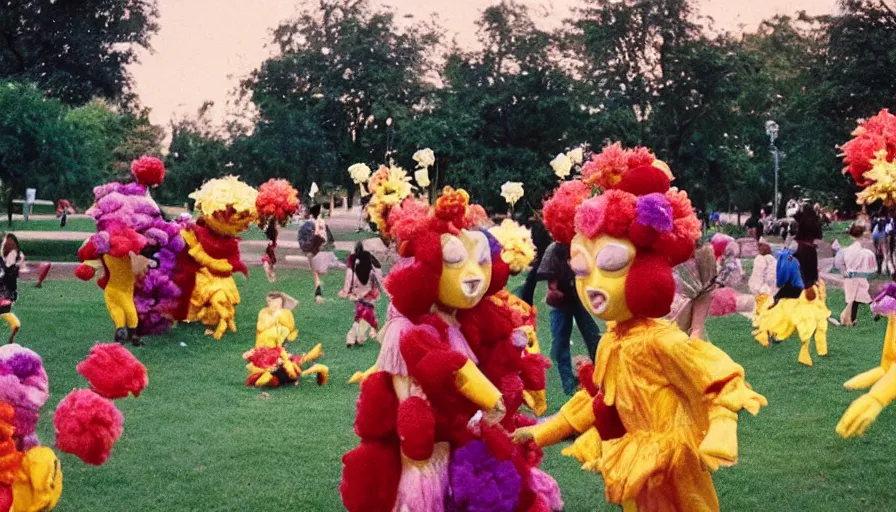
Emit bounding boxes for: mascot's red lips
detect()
[586,288,609,314]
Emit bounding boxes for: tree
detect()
[0,82,104,208]
[0,0,160,105]
[158,102,229,204]
[400,1,586,213]
[239,0,439,196]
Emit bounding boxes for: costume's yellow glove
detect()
[699,408,738,472]
[844,367,887,390]
[837,365,896,438]
[522,389,547,416]
[454,360,503,411]
[512,413,576,447]
[11,447,62,512]
[836,394,884,438]
[716,379,767,416]
[561,427,602,468]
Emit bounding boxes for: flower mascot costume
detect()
[173,176,258,340]
[836,110,896,438]
[340,187,561,512]
[513,143,767,512]
[243,291,328,387]
[255,179,300,283]
[75,156,171,345]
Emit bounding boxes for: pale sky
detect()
[129,0,838,128]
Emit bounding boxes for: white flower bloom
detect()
[412,148,436,169]
[567,147,584,165]
[550,153,573,179]
[414,168,430,188]
[309,182,319,198]
[348,163,372,184]
[501,181,524,206]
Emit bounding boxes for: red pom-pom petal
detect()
[592,390,626,440]
[396,397,435,461]
[76,343,148,399]
[340,439,402,512]
[625,253,675,319]
[74,264,96,281]
[130,156,166,187]
[628,221,659,249]
[54,389,123,466]
[612,164,670,196]
[354,372,398,440]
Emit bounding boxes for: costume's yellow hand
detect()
[454,360,502,411]
[836,394,884,438]
[522,389,547,416]
[511,426,536,444]
[844,367,886,390]
[699,412,738,471]
[180,228,198,247]
[717,379,768,416]
[482,398,506,426]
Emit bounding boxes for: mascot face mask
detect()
[438,230,492,310]
[571,234,635,323]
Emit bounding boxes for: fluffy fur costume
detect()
[342,186,559,512]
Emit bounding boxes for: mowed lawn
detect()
[14,268,896,511]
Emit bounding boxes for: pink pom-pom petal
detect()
[54,389,123,466]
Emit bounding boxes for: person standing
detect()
[298,204,334,304]
[517,216,552,306]
[835,224,877,326]
[537,241,601,395]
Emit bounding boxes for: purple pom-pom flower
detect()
[635,193,673,233]
[449,440,521,512]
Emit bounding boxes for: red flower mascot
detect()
[341,188,561,512]
[513,143,767,512]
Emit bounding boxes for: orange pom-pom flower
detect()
[255,179,300,227]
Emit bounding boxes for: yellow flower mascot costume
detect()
[836,110,896,438]
[173,176,258,339]
[243,291,328,387]
[340,187,561,512]
[513,143,767,512]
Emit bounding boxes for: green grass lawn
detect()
[6,218,97,232]
[15,271,896,510]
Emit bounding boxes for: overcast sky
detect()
[129,0,838,127]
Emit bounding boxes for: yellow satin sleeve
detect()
[532,412,577,447]
[181,228,232,274]
[454,360,502,410]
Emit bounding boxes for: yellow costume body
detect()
[10,447,62,512]
[837,315,896,437]
[752,282,829,365]
[244,297,328,387]
[518,232,766,512]
[102,254,138,330]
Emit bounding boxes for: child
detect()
[749,239,777,324]
[297,204,334,303]
[835,224,877,326]
[0,234,24,343]
[339,242,383,348]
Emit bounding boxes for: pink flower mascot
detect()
[340,188,560,512]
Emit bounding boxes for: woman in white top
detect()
[749,240,777,296]
[835,224,877,326]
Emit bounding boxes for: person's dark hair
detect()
[309,203,322,219]
[1,233,19,259]
[849,223,865,239]
[794,203,823,241]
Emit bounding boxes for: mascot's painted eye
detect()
[473,234,491,266]
[596,243,632,272]
[442,235,468,265]
[570,245,590,277]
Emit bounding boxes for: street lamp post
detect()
[766,120,780,219]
